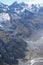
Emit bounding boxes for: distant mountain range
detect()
[0,1,43,65]
[0,1,43,38]
[0,1,43,13]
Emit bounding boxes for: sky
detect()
[0,0,43,5]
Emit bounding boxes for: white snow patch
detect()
[41,37,43,39]
[3,9,7,12]
[11,14,21,20]
[0,25,3,28]
[0,13,10,21]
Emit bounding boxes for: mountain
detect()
[0,1,43,65]
[39,6,43,14]
[9,2,28,13]
[0,2,8,13]
[0,37,28,64]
